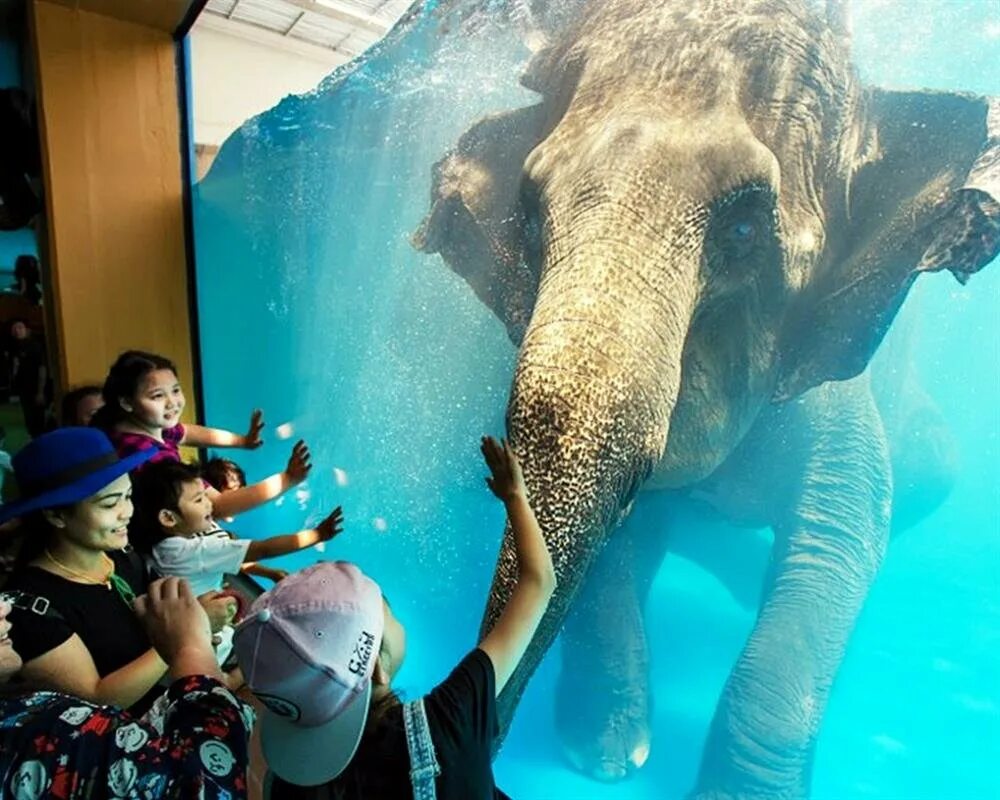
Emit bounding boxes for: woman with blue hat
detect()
[0,427,233,714]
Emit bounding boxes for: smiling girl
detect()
[94,351,312,519]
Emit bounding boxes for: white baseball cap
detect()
[233,561,385,786]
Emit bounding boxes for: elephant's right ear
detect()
[775,90,999,400]
[412,103,549,344]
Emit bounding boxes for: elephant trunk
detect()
[483,197,704,729]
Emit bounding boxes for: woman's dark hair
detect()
[201,458,247,492]
[12,510,66,571]
[59,385,102,427]
[129,460,202,555]
[91,351,177,431]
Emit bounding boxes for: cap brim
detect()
[0,448,157,525]
[261,680,372,787]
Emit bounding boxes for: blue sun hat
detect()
[0,427,156,524]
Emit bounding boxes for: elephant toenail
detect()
[630,742,650,768]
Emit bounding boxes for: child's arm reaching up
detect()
[209,440,312,519]
[476,436,556,696]
[182,409,265,449]
[244,506,344,562]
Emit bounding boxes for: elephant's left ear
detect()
[776,89,999,401]
[412,103,550,345]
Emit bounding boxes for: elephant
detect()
[414,0,999,795]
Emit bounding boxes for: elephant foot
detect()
[555,675,651,782]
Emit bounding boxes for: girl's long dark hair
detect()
[275,646,404,799]
[91,351,177,432]
[325,644,404,799]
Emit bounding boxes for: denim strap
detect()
[403,698,440,800]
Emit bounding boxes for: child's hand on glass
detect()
[285,440,312,484]
[315,506,345,542]
[242,409,265,449]
[481,436,526,502]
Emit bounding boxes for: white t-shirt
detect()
[148,527,251,596]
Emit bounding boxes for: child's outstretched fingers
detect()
[286,440,313,483]
[244,409,265,449]
[317,506,344,541]
[482,435,517,500]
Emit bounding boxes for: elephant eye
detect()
[708,182,778,268]
[725,220,757,253]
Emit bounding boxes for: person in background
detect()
[0,576,255,799]
[203,457,247,494]
[92,350,312,519]
[0,428,236,715]
[13,254,42,306]
[235,436,555,799]
[9,319,48,437]
[60,384,104,427]
[203,456,248,524]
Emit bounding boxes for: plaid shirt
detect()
[107,424,186,474]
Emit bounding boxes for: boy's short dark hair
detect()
[129,460,203,554]
[202,457,247,492]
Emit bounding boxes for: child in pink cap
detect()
[235,436,555,799]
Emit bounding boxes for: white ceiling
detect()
[202,0,412,58]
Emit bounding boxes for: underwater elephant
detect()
[554,363,958,796]
[415,0,999,795]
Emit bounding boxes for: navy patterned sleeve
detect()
[0,675,254,799]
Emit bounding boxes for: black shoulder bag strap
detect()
[0,589,65,623]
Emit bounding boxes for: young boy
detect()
[130,460,343,670]
[131,460,343,595]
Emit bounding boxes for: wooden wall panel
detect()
[31,0,197,405]
[42,0,198,34]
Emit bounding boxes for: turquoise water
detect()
[191,2,998,798]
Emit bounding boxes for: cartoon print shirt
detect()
[0,674,254,800]
[108,424,186,473]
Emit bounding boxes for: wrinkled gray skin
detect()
[416,0,999,795]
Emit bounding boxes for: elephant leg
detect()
[556,502,671,781]
[690,379,892,800]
